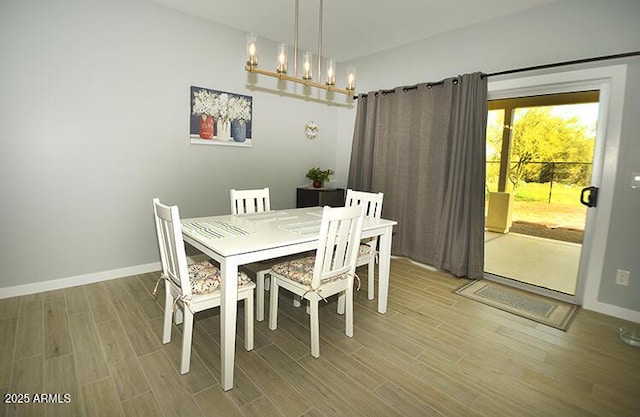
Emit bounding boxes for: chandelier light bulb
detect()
[246,33,258,66]
[277,43,288,74]
[302,51,313,80]
[346,66,356,91]
[326,59,336,86]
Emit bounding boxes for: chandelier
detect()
[244,0,356,97]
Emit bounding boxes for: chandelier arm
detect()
[245,65,351,96]
[294,0,299,78]
[317,0,323,84]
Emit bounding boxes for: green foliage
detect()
[486,107,595,190]
[485,177,583,205]
[305,167,334,183]
[513,182,575,204]
[486,110,505,163]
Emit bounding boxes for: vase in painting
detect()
[216,119,231,141]
[231,121,247,142]
[198,115,214,139]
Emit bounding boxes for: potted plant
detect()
[305,167,335,188]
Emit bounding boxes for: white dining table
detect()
[181,206,397,391]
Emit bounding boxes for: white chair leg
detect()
[337,293,345,315]
[162,292,173,344]
[244,292,254,350]
[367,256,376,300]
[256,270,268,321]
[174,306,184,325]
[345,288,354,338]
[269,277,279,330]
[310,299,320,358]
[180,309,194,374]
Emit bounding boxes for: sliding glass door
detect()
[484,91,600,299]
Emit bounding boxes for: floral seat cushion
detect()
[271,256,348,286]
[358,243,373,256]
[188,261,252,295]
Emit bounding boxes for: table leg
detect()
[220,259,239,391]
[377,226,392,314]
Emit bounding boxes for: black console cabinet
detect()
[296,187,345,208]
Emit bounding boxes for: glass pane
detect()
[486,109,504,194]
[509,104,597,235]
[485,97,599,296]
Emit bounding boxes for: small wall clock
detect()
[305,121,318,139]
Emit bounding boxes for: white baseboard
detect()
[0,255,208,299]
[583,299,640,324]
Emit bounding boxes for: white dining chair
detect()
[345,189,384,300]
[268,205,365,358]
[152,198,255,374]
[229,187,276,321]
[230,187,270,214]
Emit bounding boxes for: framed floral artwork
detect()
[190,86,253,147]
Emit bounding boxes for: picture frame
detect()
[190,85,253,147]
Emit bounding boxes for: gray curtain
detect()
[347,73,487,278]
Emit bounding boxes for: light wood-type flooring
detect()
[1,258,639,417]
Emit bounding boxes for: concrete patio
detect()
[484,231,582,295]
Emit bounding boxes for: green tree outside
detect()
[486,106,596,192]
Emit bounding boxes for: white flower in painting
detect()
[228,97,252,124]
[194,90,251,129]
[212,93,230,123]
[192,89,216,119]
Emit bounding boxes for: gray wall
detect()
[336,0,640,316]
[0,0,345,287]
[601,61,640,310]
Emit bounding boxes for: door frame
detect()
[485,65,627,310]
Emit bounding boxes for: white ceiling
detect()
[148,0,560,62]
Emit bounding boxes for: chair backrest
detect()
[345,189,384,219]
[311,205,365,288]
[153,198,191,297]
[230,187,271,214]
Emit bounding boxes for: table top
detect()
[182,206,396,258]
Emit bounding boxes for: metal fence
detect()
[487,161,593,203]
